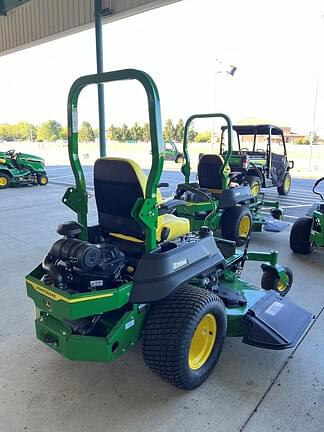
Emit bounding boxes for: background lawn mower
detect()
[0,149,48,189]
[290,177,324,254]
[161,113,287,246]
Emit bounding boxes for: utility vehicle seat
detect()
[94,158,190,251]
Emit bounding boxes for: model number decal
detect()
[172,258,188,270]
[265,301,284,316]
[90,280,103,288]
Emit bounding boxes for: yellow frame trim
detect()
[27,280,113,303]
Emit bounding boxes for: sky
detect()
[0,0,324,134]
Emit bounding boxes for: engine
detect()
[42,221,126,293]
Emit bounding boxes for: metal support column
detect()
[95,0,106,157]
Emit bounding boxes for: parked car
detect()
[165,141,184,163]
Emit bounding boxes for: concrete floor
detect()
[1,184,323,432]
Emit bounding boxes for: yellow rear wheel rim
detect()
[0,176,8,186]
[250,181,260,196]
[189,313,217,370]
[284,175,291,192]
[239,215,251,237]
[40,176,47,185]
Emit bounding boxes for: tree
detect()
[107,124,117,141]
[60,127,68,141]
[121,123,131,142]
[163,119,175,141]
[0,124,13,141]
[302,132,319,145]
[79,121,95,142]
[37,120,62,142]
[142,123,150,142]
[130,122,142,141]
[12,122,36,141]
[195,131,212,143]
[189,127,198,142]
[174,118,185,142]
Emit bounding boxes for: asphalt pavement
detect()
[46,165,324,221]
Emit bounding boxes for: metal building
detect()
[0,0,181,57]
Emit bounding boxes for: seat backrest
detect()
[94,158,150,240]
[198,154,226,190]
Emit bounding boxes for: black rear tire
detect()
[142,285,227,390]
[221,206,252,246]
[261,266,293,297]
[290,217,313,254]
[278,172,291,195]
[0,172,11,189]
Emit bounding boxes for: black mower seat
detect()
[197,154,238,194]
[94,158,190,250]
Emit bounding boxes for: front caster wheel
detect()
[142,285,227,389]
[261,266,293,297]
[270,208,284,221]
[37,174,48,186]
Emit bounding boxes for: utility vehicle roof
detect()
[221,125,284,135]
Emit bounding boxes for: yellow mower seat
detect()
[94,157,190,246]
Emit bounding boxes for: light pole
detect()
[309,13,324,172]
[211,59,237,152]
[309,71,319,171]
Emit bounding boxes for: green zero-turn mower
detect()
[290,177,324,254]
[162,114,287,246]
[0,149,48,189]
[26,69,312,390]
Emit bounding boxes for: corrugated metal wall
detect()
[0,0,181,56]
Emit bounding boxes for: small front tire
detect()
[271,208,284,221]
[261,266,293,297]
[37,174,48,186]
[142,285,227,390]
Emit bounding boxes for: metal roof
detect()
[0,0,182,56]
[221,124,284,135]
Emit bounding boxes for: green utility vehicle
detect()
[165,141,184,163]
[164,114,286,246]
[290,177,324,254]
[0,149,48,189]
[26,69,311,390]
[220,124,294,195]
